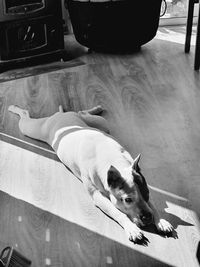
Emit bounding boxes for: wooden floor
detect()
[0,26,200,267]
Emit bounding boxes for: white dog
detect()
[8,105,173,243]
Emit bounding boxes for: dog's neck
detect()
[111,148,133,173]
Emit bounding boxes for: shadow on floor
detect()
[0,190,175,267]
[197,241,200,265]
[0,132,59,162]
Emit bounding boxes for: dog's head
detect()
[107,154,153,227]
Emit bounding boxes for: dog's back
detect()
[53,125,133,190]
[42,109,135,194]
[42,111,88,145]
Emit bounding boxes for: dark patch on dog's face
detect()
[107,165,125,189]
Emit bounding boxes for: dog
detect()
[8,104,173,243]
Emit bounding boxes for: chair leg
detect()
[185,0,195,53]
[194,3,200,70]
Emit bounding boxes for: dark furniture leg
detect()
[185,0,195,53]
[185,0,200,70]
[194,2,200,70]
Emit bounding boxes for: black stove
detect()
[0,0,65,71]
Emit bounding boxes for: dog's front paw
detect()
[156,219,173,234]
[124,221,144,243]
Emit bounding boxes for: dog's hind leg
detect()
[8,105,49,143]
[81,105,104,115]
[78,105,110,134]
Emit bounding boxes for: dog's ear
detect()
[133,154,141,173]
[107,166,124,189]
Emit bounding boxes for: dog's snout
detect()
[140,212,153,225]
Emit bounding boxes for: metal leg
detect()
[194,2,200,70]
[185,0,195,53]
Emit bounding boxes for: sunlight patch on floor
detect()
[156,26,196,46]
[166,201,200,229]
[0,140,200,266]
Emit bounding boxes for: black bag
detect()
[65,0,162,53]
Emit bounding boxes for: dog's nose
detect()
[140,212,153,225]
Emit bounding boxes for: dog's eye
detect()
[124,198,133,204]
